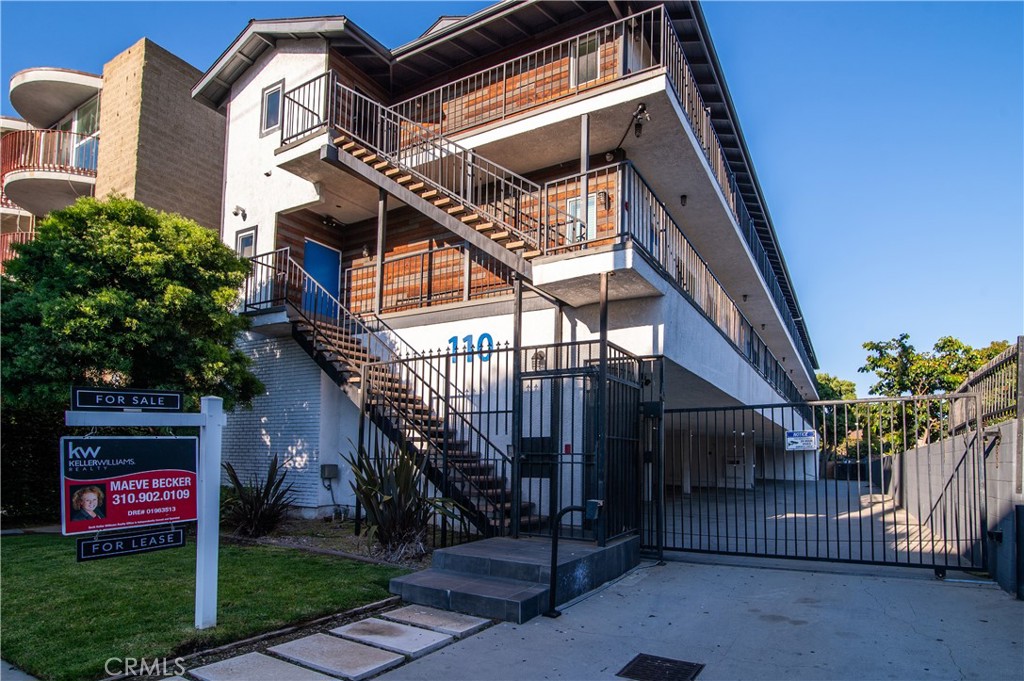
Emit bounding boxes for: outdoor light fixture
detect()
[761,324,766,331]
[361,244,370,258]
[633,103,649,138]
[597,191,610,210]
[531,350,547,371]
[321,215,344,230]
[615,104,650,149]
[742,294,748,302]
[231,205,247,221]
[680,194,687,207]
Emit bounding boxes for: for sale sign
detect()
[60,437,198,536]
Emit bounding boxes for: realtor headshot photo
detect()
[70,485,106,521]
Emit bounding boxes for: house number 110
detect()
[448,333,494,362]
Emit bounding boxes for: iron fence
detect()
[954,336,1021,427]
[653,395,986,570]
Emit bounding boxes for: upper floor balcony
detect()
[0,129,98,216]
[276,4,816,383]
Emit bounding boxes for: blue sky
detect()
[2,1,1021,396]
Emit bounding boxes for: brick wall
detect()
[96,38,225,231]
[223,334,323,509]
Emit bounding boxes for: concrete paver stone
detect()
[189,652,335,681]
[268,633,404,681]
[330,618,453,659]
[382,605,491,638]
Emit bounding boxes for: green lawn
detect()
[1,534,407,681]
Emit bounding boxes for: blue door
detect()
[303,239,341,320]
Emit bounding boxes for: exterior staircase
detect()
[245,249,535,537]
[319,82,580,281]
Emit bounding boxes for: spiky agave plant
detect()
[221,454,295,537]
[343,444,462,560]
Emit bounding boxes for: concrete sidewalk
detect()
[379,555,1024,681]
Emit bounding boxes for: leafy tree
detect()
[815,372,857,401]
[1,196,263,520]
[857,334,1010,450]
[859,333,1009,397]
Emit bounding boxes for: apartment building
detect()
[1,37,225,271]
[195,1,820,537]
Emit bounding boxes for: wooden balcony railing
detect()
[1,129,99,178]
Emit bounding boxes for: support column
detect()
[578,114,590,243]
[374,189,388,315]
[596,271,609,546]
[511,275,523,538]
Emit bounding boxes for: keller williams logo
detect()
[70,445,101,460]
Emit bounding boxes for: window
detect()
[55,96,100,171]
[572,36,600,87]
[261,81,283,135]
[567,195,598,242]
[236,228,256,259]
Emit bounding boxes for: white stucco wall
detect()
[221,39,326,254]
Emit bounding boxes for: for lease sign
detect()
[60,437,197,536]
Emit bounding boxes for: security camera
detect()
[232,206,247,220]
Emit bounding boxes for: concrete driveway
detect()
[379,554,1023,680]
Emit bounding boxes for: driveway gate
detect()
[645,395,987,571]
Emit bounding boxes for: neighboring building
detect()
[194,1,820,526]
[1,38,225,271]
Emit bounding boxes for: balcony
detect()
[8,68,102,129]
[1,129,98,216]
[533,161,802,402]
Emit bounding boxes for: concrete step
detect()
[389,568,548,624]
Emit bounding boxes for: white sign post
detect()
[65,396,226,629]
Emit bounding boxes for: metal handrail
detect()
[243,248,511,464]
[0,129,99,177]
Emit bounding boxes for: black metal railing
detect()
[542,161,804,403]
[954,336,1021,427]
[282,75,580,254]
[243,248,516,539]
[343,242,514,315]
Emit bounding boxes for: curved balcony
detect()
[9,67,102,129]
[1,129,97,216]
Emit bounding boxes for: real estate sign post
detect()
[65,396,225,629]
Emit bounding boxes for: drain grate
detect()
[616,653,704,681]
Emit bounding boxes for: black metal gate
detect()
[516,341,642,543]
[644,395,987,571]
